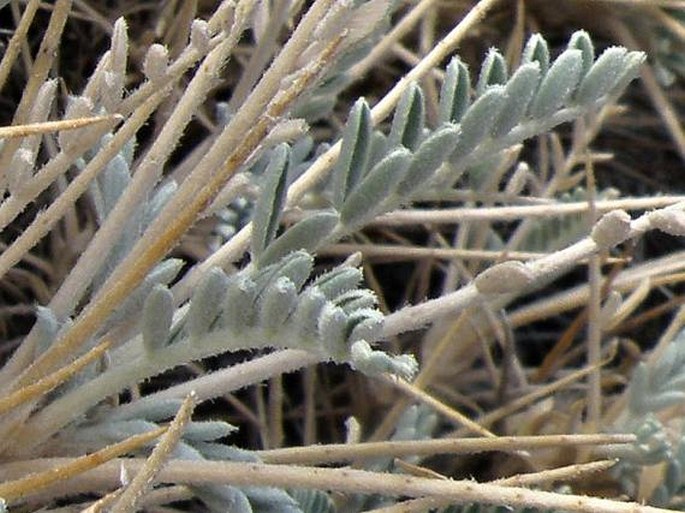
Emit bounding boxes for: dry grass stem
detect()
[108,393,196,513]
[256,434,636,465]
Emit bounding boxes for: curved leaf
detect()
[576,47,629,105]
[449,86,507,164]
[397,123,459,195]
[529,49,583,118]
[251,144,290,260]
[388,83,425,151]
[521,33,550,76]
[476,48,508,96]
[142,284,174,354]
[258,211,340,267]
[492,62,540,137]
[332,99,373,207]
[439,57,471,125]
[568,30,595,78]
[340,148,412,228]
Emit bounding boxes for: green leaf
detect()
[576,47,629,104]
[332,99,373,208]
[251,144,290,260]
[254,250,313,296]
[142,284,174,354]
[348,308,384,342]
[568,30,595,78]
[608,51,645,97]
[259,276,299,331]
[492,62,540,137]
[449,86,507,164]
[318,304,348,360]
[340,148,412,228]
[187,268,229,338]
[220,275,258,330]
[311,266,363,300]
[265,250,314,291]
[476,49,508,96]
[388,83,425,151]
[258,211,340,267]
[397,123,459,195]
[289,490,336,513]
[291,286,328,340]
[439,57,470,125]
[529,49,583,118]
[521,33,550,76]
[183,421,237,442]
[334,289,378,314]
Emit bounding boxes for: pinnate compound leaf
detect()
[251,144,290,260]
[530,49,583,118]
[332,99,373,208]
[439,57,470,125]
[388,83,425,151]
[340,148,412,228]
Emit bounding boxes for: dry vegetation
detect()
[3,0,685,512]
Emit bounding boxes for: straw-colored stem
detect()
[255,433,635,465]
[0,428,166,503]
[0,458,675,513]
[108,394,195,513]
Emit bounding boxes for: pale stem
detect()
[0,458,676,513]
[371,196,685,225]
[0,0,40,95]
[108,394,195,513]
[255,433,635,465]
[0,0,73,180]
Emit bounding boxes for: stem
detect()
[255,433,635,465]
[0,458,675,513]
[371,196,685,225]
[13,344,320,455]
[0,0,40,95]
[0,0,73,182]
[381,200,675,338]
[586,158,603,428]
